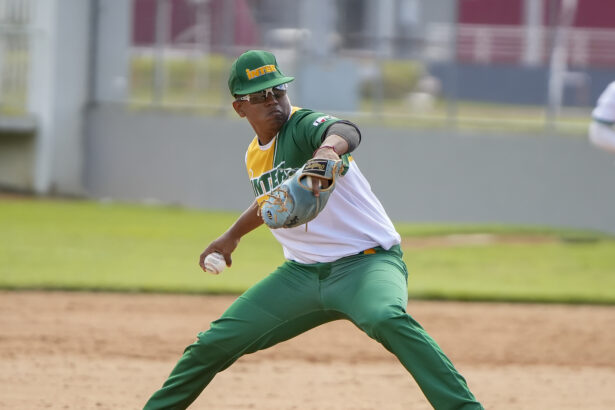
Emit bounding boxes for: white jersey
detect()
[589,82,615,153]
[270,160,400,264]
[245,107,400,264]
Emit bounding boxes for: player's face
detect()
[233,85,292,136]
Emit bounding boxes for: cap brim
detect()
[237,76,294,95]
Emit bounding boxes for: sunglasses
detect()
[235,84,288,104]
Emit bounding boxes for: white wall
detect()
[85,105,615,235]
[28,0,92,194]
[93,0,131,103]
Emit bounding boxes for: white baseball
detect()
[204,252,226,274]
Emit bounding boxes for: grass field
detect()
[1,197,614,303]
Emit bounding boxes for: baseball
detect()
[204,252,226,274]
[305,177,321,189]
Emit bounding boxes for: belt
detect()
[359,247,377,255]
[358,244,402,257]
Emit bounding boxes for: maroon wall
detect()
[459,0,523,25]
[458,0,615,29]
[132,0,259,48]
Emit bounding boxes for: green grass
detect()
[1,198,614,303]
[405,241,615,303]
[0,198,284,294]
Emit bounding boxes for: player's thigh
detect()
[198,262,329,352]
[324,252,409,329]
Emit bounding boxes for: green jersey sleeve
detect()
[276,108,349,170]
[280,109,340,163]
[294,110,341,148]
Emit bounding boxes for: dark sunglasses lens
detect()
[248,88,286,104]
[249,91,268,104]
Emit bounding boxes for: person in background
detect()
[589,81,615,153]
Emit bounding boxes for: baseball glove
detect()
[260,158,344,229]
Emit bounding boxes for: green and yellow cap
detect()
[228,50,294,96]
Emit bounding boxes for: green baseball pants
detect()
[144,246,482,409]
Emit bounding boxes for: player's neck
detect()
[254,126,279,146]
[261,134,280,145]
[245,115,277,144]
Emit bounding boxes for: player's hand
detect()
[310,147,338,196]
[305,176,328,198]
[199,232,240,272]
[313,145,340,161]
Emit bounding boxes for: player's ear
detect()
[232,100,246,117]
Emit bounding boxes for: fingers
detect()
[223,254,232,267]
[199,250,210,272]
[200,233,240,272]
[310,176,333,196]
[199,249,233,272]
[310,176,321,197]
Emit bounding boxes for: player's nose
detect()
[264,92,278,105]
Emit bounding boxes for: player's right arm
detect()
[199,200,263,271]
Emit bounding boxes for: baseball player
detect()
[589,81,615,153]
[144,50,483,410]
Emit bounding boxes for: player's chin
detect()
[268,110,286,125]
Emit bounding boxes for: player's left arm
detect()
[309,122,361,195]
[314,121,361,159]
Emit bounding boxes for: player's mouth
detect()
[267,109,284,119]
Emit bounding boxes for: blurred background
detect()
[0,0,614,233]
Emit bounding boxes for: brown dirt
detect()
[1,291,614,410]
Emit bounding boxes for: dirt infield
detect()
[1,291,614,409]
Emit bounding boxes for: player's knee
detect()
[191,321,266,359]
[359,307,406,338]
[184,335,230,364]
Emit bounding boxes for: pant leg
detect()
[323,247,483,410]
[144,262,335,410]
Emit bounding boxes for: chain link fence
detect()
[0,0,34,117]
[0,0,613,134]
[125,0,615,135]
